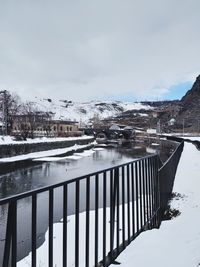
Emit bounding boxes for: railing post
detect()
[63,185,68,267]
[95,174,99,267]
[127,165,131,243]
[85,177,90,267]
[135,161,139,234]
[3,201,17,267]
[32,194,37,267]
[109,170,114,261]
[49,189,54,267]
[138,160,143,230]
[142,159,146,227]
[156,155,161,227]
[121,166,125,248]
[115,168,120,254]
[131,162,135,237]
[109,167,119,263]
[75,180,80,267]
[103,172,107,267]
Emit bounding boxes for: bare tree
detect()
[0,90,22,135]
[20,101,39,138]
[20,102,53,139]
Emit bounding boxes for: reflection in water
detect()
[0,148,135,199]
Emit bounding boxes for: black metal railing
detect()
[159,141,184,218]
[0,142,184,267]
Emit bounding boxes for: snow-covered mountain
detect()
[33,97,153,124]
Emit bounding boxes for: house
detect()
[49,120,79,137]
[11,114,80,138]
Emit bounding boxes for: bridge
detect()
[81,127,135,140]
[0,140,184,267]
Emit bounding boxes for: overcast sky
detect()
[0,0,200,102]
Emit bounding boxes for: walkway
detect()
[111,142,200,267]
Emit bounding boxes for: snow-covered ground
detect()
[182,136,200,141]
[110,141,200,267]
[18,201,138,267]
[0,135,92,145]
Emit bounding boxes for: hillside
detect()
[33,97,153,124]
[180,75,200,121]
[1,76,200,132]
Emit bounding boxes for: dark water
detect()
[0,147,139,264]
[0,148,137,198]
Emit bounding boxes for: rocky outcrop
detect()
[180,75,200,120]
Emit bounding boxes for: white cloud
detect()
[0,0,200,101]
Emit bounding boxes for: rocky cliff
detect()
[180,75,200,120]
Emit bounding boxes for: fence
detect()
[0,142,184,267]
[159,141,184,218]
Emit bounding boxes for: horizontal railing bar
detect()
[0,154,158,205]
[159,141,184,172]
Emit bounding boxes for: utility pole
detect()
[156,120,161,134]
[182,118,185,136]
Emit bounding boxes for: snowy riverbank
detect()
[0,135,93,145]
[0,142,96,163]
[0,135,95,160]
[110,141,200,267]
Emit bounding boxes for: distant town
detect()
[1,76,200,141]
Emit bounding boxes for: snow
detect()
[33,98,153,124]
[182,136,200,141]
[0,135,92,145]
[18,207,112,267]
[17,139,200,267]
[146,147,156,154]
[18,201,141,267]
[0,142,95,163]
[151,142,160,146]
[109,124,121,130]
[146,128,157,134]
[138,113,148,117]
[37,148,104,162]
[32,148,99,162]
[92,147,105,151]
[121,102,152,111]
[74,150,95,157]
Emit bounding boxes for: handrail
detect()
[158,141,184,219]
[159,141,184,172]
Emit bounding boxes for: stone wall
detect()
[0,137,95,158]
